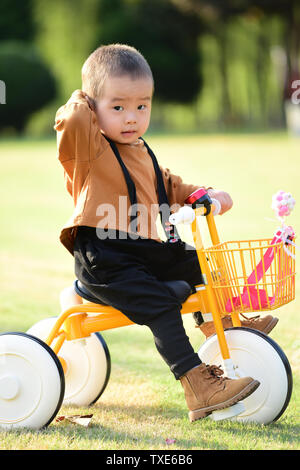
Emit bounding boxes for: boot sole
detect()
[189,379,260,422]
[199,317,279,339]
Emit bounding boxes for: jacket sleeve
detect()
[53,89,106,164]
[159,165,211,208]
[53,89,106,200]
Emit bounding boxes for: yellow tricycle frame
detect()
[45,203,295,373]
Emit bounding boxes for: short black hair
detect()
[82,43,154,99]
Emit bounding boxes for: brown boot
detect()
[180,363,260,422]
[198,314,279,339]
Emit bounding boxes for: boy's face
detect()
[95,75,153,144]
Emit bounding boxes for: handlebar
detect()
[211,198,221,216]
[169,193,221,226]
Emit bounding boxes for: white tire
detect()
[198,327,293,424]
[27,317,111,406]
[0,332,65,429]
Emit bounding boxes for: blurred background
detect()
[1,0,300,137]
[0,2,299,448]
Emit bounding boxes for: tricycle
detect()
[0,189,295,428]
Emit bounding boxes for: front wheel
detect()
[198,327,293,424]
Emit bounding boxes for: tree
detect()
[94,0,204,104]
[32,0,101,101]
[0,41,56,133]
[0,0,35,42]
[173,0,300,113]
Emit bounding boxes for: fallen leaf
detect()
[56,414,93,427]
[55,416,66,422]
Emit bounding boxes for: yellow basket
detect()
[203,238,296,315]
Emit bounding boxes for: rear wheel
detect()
[27,317,111,406]
[198,327,293,424]
[0,332,65,429]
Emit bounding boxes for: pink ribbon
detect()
[225,229,290,312]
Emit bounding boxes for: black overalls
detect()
[73,136,203,380]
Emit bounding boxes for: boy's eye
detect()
[138,104,147,110]
[113,106,123,111]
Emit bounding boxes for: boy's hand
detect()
[83,93,97,113]
[207,189,233,215]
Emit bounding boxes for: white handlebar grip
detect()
[169,206,196,225]
[211,198,221,215]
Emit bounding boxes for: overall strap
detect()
[139,137,181,242]
[103,135,138,232]
[103,134,181,242]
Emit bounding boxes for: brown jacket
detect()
[54,90,202,255]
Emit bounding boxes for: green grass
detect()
[0,133,299,450]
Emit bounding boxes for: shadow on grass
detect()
[1,401,298,450]
[55,403,299,447]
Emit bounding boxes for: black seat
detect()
[74,279,192,306]
[74,279,109,305]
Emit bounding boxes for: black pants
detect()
[73,226,203,380]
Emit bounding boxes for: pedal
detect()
[211,402,245,421]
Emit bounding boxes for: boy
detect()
[54,44,264,422]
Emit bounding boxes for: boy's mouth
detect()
[121,130,137,136]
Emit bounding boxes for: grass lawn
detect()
[0,132,299,450]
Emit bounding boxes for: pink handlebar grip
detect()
[185,188,207,206]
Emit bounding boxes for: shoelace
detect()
[202,364,228,384]
[240,313,261,323]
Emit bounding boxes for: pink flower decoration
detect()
[165,438,176,445]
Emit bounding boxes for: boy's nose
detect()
[125,113,137,124]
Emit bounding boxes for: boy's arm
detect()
[54,89,105,164]
[160,166,233,215]
[159,165,209,208]
[54,90,106,199]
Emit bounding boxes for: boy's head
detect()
[82,44,154,144]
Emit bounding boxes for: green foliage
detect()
[0,41,56,133]
[0,0,35,42]
[95,0,204,104]
[32,0,100,101]
[0,0,298,135]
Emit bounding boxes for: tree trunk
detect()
[216,23,232,128]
